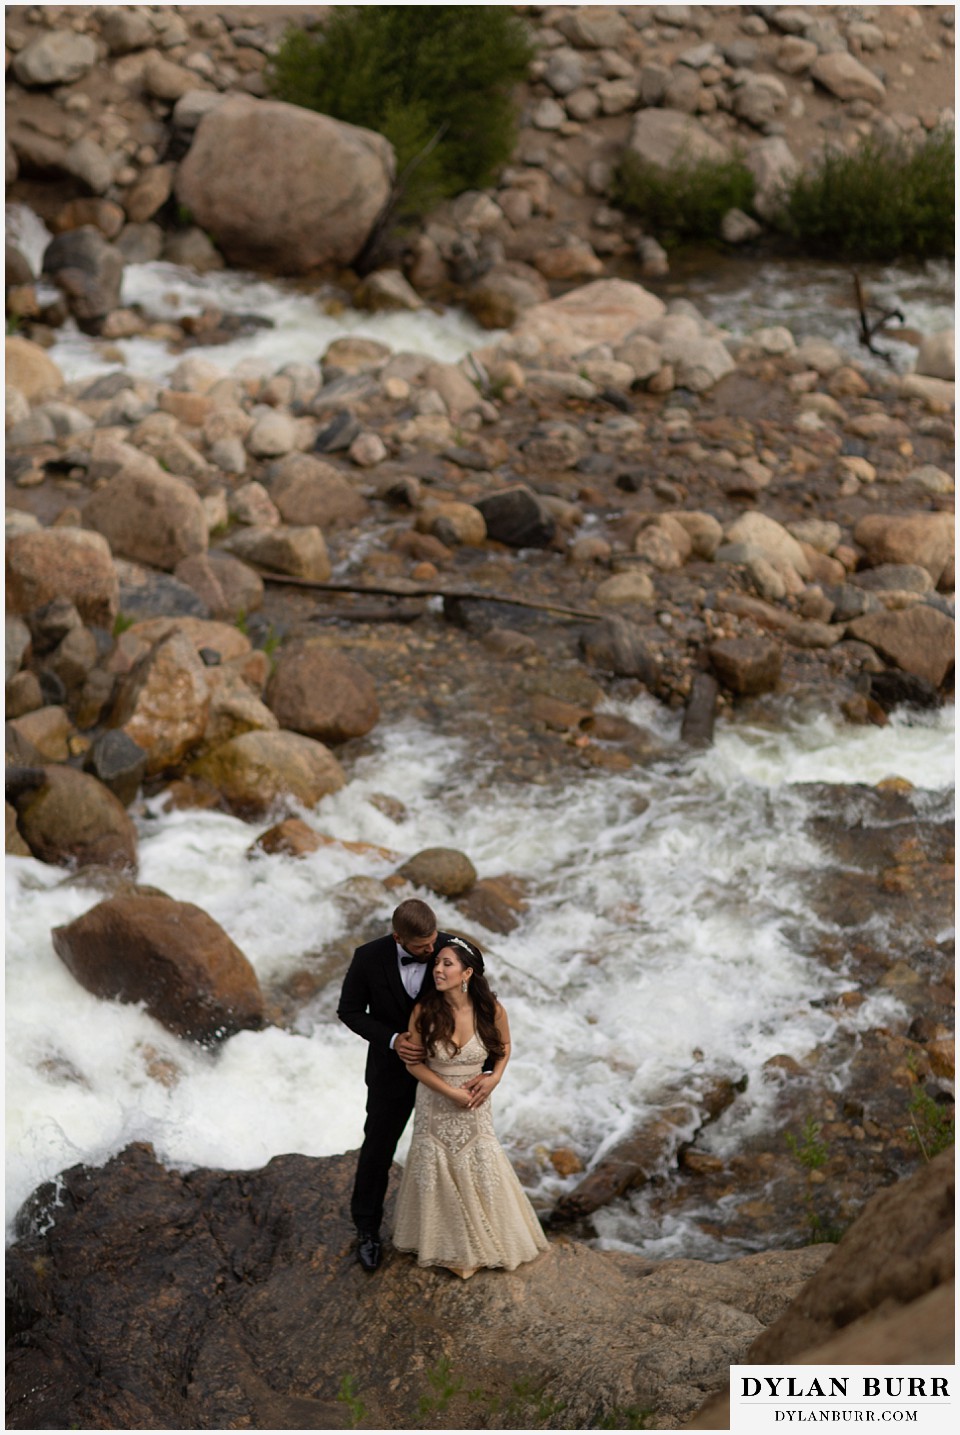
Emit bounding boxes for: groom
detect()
[337,898,450,1272]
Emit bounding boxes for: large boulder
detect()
[853,513,954,590]
[189,730,346,817]
[223,524,332,581]
[110,632,212,776]
[6,528,119,629]
[84,469,208,571]
[846,607,955,688]
[514,278,666,358]
[265,641,379,744]
[175,96,395,274]
[51,894,264,1043]
[915,331,954,381]
[10,765,138,872]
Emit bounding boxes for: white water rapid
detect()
[6,702,953,1248]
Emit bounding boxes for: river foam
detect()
[5,703,953,1247]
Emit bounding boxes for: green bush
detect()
[777,127,955,262]
[267,6,533,223]
[612,148,756,248]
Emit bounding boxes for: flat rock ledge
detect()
[6,1144,953,1430]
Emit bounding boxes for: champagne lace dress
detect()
[392,1034,548,1272]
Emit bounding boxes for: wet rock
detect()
[115,561,212,621]
[6,528,119,629]
[455,875,527,935]
[52,895,264,1043]
[42,227,124,326]
[846,607,954,689]
[6,705,72,761]
[189,730,345,818]
[266,641,378,745]
[83,730,148,807]
[6,616,32,683]
[250,817,323,859]
[708,637,782,695]
[11,765,138,873]
[474,486,556,548]
[110,631,211,777]
[582,617,664,689]
[176,96,394,274]
[515,278,665,357]
[681,671,720,747]
[868,671,941,713]
[223,525,332,582]
[397,847,478,898]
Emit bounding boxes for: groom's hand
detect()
[395,1033,426,1064]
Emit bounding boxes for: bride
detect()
[392,935,548,1279]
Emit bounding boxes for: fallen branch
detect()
[256,571,607,622]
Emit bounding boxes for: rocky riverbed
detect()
[5,4,955,1428]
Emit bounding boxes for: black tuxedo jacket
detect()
[337,932,454,1088]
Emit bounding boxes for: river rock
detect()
[110,631,212,776]
[627,108,730,171]
[582,617,663,689]
[176,96,395,274]
[725,511,811,582]
[397,847,478,898]
[853,513,954,589]
[83,730,149,807]
[593,569,656,606]
[51,895,264,1043]
[915,330,954,381]
[223,525,331,582]
[515,278,665,358]
[846,607,955,688]
[810,51,886,102]
[83,469,208,571]
[101,8,155,54]
[474,486,556,548]
[6,801,31,856]
[4,337,64,401]
[190,730,345,817]
[708,637,783,695]
[173,552,264,621]
[267,453,370,530]
[13,30,99,87]
[6,528,119,629]
[250,816,324,859]
[265,641,379,744]
[11,765,138,872]
[6,706,73,761]
[42,227,124,324]
[6,616,32,683]
[198,668,279,754]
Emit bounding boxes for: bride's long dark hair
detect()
[416,938,504,1061]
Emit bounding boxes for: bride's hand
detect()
[450,1088,472,1109]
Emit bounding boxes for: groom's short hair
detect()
[392,898,437,940]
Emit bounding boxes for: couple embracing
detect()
[337,898,548,1279]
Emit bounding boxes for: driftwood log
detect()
[256,572,607,622]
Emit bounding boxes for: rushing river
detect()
[5,202,955,1252]
[6,703,954,1249]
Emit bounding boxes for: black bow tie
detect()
[401,954,429,966]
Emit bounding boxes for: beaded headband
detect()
[443,935,484,972]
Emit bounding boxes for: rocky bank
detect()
[5,1144,954,1430]
[5,5,956,1427]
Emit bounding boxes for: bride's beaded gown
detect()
[392,1034,548,1272]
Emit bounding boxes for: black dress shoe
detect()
[356,1231,382,1272]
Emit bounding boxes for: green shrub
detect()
[777,127,954,261]
[267,6,533,223]
[612,148,756,247]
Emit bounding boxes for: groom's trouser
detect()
[350,1074,417,1233]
